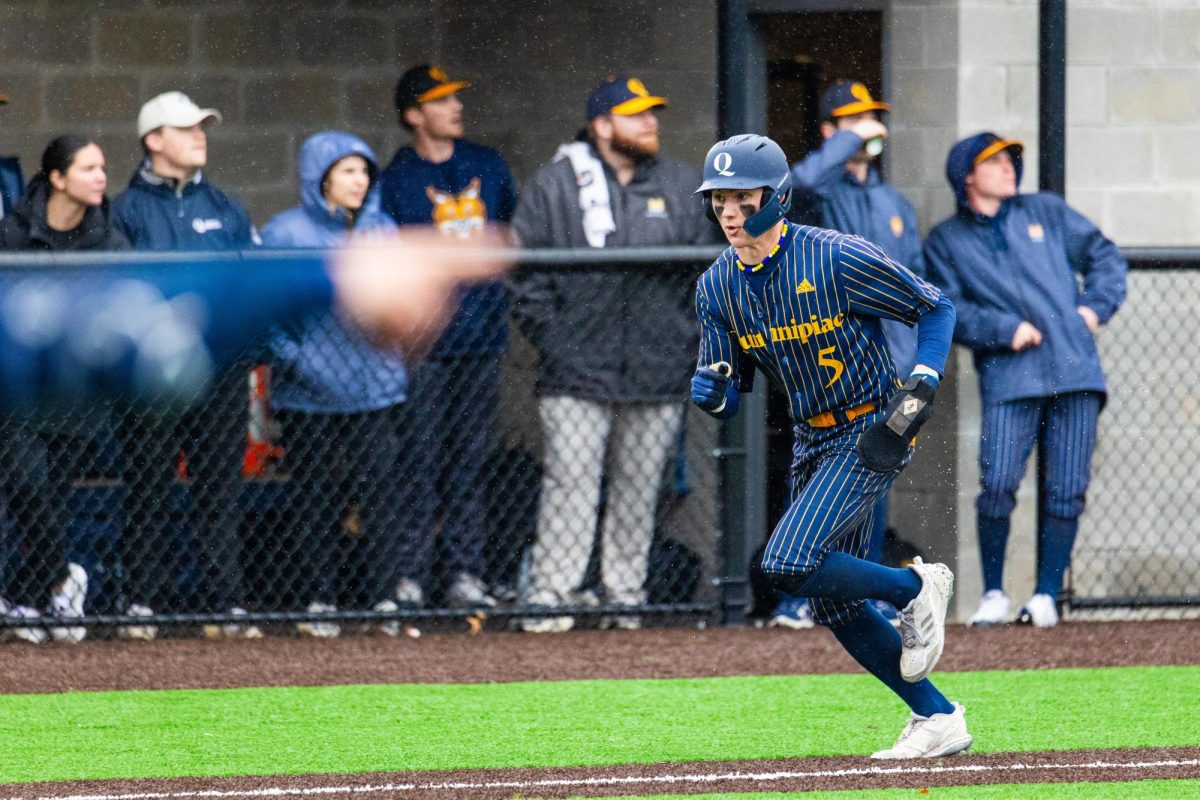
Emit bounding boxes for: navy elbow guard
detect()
[856,375,937,473]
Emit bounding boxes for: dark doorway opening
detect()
[761,10,885,541]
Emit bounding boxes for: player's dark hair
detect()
[40,135,96,181]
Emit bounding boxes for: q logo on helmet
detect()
[714,152,735,176]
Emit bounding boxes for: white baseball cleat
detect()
[967,589,1011,627]
[898,557,954,683]
[871,702,973,759]
[47,563,89,644]
[1016,593,1059,628]
[118,603,159,641]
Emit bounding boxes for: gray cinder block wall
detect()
[0,0,719,225]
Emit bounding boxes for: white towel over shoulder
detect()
[553,142,615,248]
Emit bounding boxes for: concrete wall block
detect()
[296,14,391,67]
[1068,6,1159,67]
[1108,189,1200,246]
[1161,9,1200,64]
[0,75,46,129]
[97,13,192,67]
[1109,68,1200,125]
[1067,66,1108,127]
[894,67,958,127]
[198,15,293,67]
[922,4,959,68]
[958,65,1006,131]
[0,13,94,66]
[344,77,399,128]
[46,74,140,125]
[243,75,342,126]
[889,7,926,69]
[1004,65,1036,128]
[959,4,1036,66]
[207,132,294,188]
[1153,129,1200,184]
[1067,127,1154,188]
[1063,188,1105,229]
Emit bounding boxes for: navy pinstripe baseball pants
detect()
[976,392,1103,521]
[761,411,905,627]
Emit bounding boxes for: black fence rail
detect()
[0,246,728,642]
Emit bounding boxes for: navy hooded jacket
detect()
[791,129,924,373]
[0,155,22,222]
[112,163,257,251]
[923,132,1127,406]
[260,131,407,414]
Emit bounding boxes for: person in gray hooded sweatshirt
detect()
[261,131,422,638]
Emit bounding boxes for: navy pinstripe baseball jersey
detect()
[696,221,942,423]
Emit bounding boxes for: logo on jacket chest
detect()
[192,218,224,234]
[645,197,669,219]
[890,215,904,238]
[427,176,487,239]
[1027,223,1045,242]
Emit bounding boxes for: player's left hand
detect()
[1076,305,1100,333]
[857,375,938,473]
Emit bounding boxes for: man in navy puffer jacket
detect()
[923,132,1127,629]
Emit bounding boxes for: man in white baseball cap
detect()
[111,90,260,641]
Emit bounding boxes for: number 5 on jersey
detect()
[818,345,845,388]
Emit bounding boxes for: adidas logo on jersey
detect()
[796,279,816,294]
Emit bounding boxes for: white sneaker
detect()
[767,596,815,630]
[1017,593,1059,628]
[119,603,159,641]
[898,557,954,683]
[395,578,424,609]
[871,702,973,759]
[370,599,401,637]
[518,589,586,633]
[1,598,49,644]
[297,602,340,638]
[446,573,498,609]
[203,608,264,640]
[967,590,1010,627]
[47,563,88,643]
[519,615,575,633]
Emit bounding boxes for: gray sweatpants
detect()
[525,396,683,606]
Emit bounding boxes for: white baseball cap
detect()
[137,91,222,139]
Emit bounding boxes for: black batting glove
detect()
[856,375,937,473]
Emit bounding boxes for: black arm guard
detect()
[856,375,937,473]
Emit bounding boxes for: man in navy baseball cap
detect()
[586,75,668,120]
[393,64,471,114]
[818,80,891,122]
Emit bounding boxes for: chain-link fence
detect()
[0,249,724,642]
[1069,256,1200,609]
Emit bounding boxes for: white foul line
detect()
[9,757,1200,800]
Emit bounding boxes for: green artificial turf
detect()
[576,781,1200,800]
[0,666,1196,783]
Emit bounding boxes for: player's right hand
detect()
[850,119,888,145]
[1011,321,1043,351]
[690,365,730,413]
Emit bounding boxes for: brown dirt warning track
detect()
[1,619,1197,798]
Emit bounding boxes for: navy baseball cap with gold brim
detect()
[819,80,890,121]
[394,65,471,111]
[586,76,668,120]
[973,135,1024,165]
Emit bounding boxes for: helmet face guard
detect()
[696,134,792,238]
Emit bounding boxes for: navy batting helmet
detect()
[695,134,792,237]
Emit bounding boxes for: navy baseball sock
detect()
[831,603,955,718]
[1036,515,1078,596]
[796,551,922,609]
[978,515,1009,592]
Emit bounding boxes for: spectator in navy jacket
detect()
[261,131,423,637]
[0,135,129,644]
[379,65,518,609]
[110,91,258,639]
[0,89,23,223]
[924,132,1127,629]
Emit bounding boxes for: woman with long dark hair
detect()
[0,135,128,250]
[0,136,128,644]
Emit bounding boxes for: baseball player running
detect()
[690,134,970,758]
